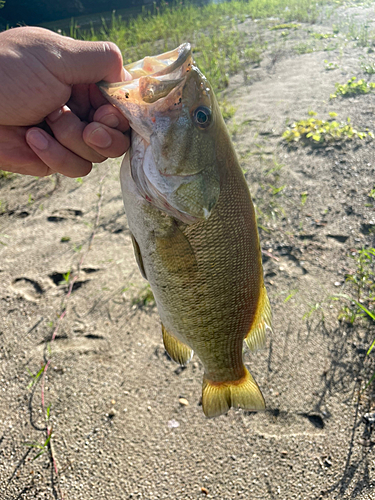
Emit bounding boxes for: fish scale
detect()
[99,43,272,418]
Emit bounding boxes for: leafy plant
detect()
[311,32,336,39]
[132,284,155,308]
[324,59,339,70]
[282,110,373,145]
[330,76,375,98]
[360,57,375,75]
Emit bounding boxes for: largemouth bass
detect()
[99,43,272,418]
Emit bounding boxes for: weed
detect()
[330,76,375,98]
[26,365,45,390]
[311,32,336,39]
[324,59,339,70]
[132,284,155,308]
[294,42,315,55]
[0,170,14,180]
[269,23,300,30]
[60,236,71,243]
[284,289,298,303]
[300,191,308,206]
[219,99,236,121]
[282,111,373,145]
[24,430,52,461]
[360,57,375,75]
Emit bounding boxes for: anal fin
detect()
[162,324,193,366]
[202,368,265,418]
[245,285,272,352]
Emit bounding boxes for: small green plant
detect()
[333,247,375,389]
[132,284,155,308]
[60,236,71,243]
[330,76,375,98]
[324,59,339,70]
[282,111,373,145]
[269,23,300,30]
[300,191,308,205]
[311,32,336,39]
[26,365,45,390]
[219,99,236,121]
[360,57,375,75]
[294,42,315,55]
[24,430,52,461]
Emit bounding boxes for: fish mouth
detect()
[97,43,193,112]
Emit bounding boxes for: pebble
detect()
[179,398,189,406]
[167,419,180,429]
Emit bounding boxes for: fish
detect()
[99,43,272,418]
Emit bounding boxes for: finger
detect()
[59,38,130,84]
[93,104,129,132]
[46,105,106,163]
[25,127,92,178]
[0,125,52,177]
[83,123,130,158]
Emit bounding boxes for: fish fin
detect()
[130,233,147,280]
[155,221,198,276]
[245,285,272,352]
[162,324,193,366]
[202,368,265,418]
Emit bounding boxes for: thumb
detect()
[59,39,130,84]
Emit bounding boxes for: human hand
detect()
[0,26,131,177]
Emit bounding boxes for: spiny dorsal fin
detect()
[202,368,265,418]
[162,324,193,366]
[245,286,272,352]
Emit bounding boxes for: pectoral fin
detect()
[245,286,272,352]
[162,324,193,366]
[130,233,147,280]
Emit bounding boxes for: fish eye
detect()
[193,106,212,129]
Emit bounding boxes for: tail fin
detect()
[202,368,265,418]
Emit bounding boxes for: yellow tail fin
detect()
[202,368,265,418]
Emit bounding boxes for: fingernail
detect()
[26,129,49,151]
[121,67,132,82]
[87,126,112,148]
[99,113,119,128]
[47,107,63,123]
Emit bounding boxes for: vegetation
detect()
[69,0,338,96]
[330,76,375,99]
[282,111,373,145]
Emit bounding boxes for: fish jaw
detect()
[98,44,221,224]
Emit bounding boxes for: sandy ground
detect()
[1,4,375,500]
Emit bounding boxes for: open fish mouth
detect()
[98,43,193,113]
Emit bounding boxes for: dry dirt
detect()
[1,4,375,500]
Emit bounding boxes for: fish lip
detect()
[97,43,192,93]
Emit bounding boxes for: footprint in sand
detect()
[11,277,44,302]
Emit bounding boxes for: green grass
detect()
[66,0,340,96]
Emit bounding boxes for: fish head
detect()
[98,43,221,224]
